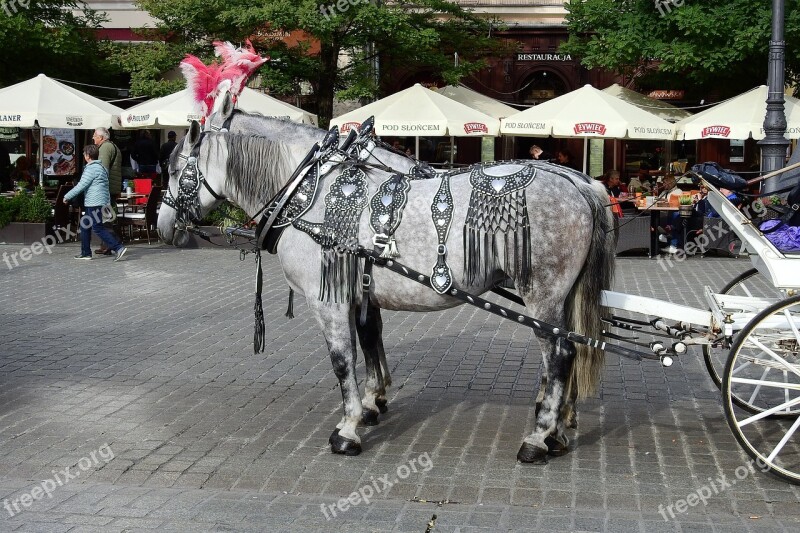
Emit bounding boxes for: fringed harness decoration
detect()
[369,173,410,258]
[429,175,455,294]
[464,163,536,288]
[294,166,369,303]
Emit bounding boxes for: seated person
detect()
[10,156,36,190]
[660,174,684,254]
[601,169,625,197]
[529,144,553,161]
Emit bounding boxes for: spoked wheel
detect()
[723,295,800,484]
[704,269,782,394]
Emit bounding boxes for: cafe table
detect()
[116,194,147,209]
[637,203,679,258]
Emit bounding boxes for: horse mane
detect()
[214,133,294,204]
[227,108,322,135]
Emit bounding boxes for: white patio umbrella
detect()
[602,84,690,123]
[437,85,517,119]
[121,87,318,128]
[501,84,676,172]
[0,73,122,129]
[674,85,800,140]
[0,74,124,184]
[330,83,500,161]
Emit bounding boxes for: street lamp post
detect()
[759,0,790,194]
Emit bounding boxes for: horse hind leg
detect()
[310,300,363,456]
[518,337,576,464]
[356,304,391,426]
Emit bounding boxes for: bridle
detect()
[161,131,226,229]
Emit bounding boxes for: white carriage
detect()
[601,181,800,484]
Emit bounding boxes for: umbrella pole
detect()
[583,138,588,174]
[613,139,618,169]
[39,128,43,187]
[450,136,454,167]
[415,137,419,159]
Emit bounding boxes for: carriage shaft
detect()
[601,290,713,328]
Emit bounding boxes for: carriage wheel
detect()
[703,269,782,396]
[722,295,800,484]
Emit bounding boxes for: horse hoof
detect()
[517,442,548,464]
[545,436,570,457]
[330,433,362,456]
[534,402,542,417]
[362,409,380,426]
[566,417,577,430]
[328,429,339,445]
[375,398,388,414]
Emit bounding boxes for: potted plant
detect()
[0,188,54,244]
[679,194,694,217]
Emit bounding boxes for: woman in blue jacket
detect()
[64,144,128,261]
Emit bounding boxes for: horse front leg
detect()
[310,300,363,456]
[356,303,390,426]
[518,337,575,464]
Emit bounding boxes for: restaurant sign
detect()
[648,90,685,100]
[0,127,19,140]
[701,125,731,138]
[574,122,607,135]
[65,116,84,127]
[516,53,572,62]
[339,121,361,133]
[464,122,488,134]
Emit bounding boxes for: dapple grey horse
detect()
[158,120,615,463]
[202,94,605,428]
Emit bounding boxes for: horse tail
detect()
[565,179,615,400]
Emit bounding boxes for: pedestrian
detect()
[159,131,178,187]
[131,130,159,175]
[92,127,122,256]
[64,144,128,261]
[0,143,12,191]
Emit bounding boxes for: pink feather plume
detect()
[213,39,269,98]
[180,40,268,119]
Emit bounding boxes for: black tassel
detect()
[254,251,265,354]
[286,288,294,319]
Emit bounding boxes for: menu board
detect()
[42,128,77,176]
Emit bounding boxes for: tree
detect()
[0,1,114,88]
[113,0,503,126]
[561,0,800,98]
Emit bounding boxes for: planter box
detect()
[0,222,48,245]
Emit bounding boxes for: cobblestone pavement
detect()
[0,243,799,532]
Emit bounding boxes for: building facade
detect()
[83,1,156,41]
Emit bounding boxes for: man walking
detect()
[159,131,177,187]
[132,130,159,175]
[92,128,122,256]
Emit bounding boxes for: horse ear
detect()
[187,120,202,147]
[220,91,235,119]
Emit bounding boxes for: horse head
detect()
[157,120,227,246]
[204,90,237,133]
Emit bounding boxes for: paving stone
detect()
[0,247,797,531]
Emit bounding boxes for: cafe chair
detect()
[51,185,77,242]
[132,178,152,206]
[118,186,161,244]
